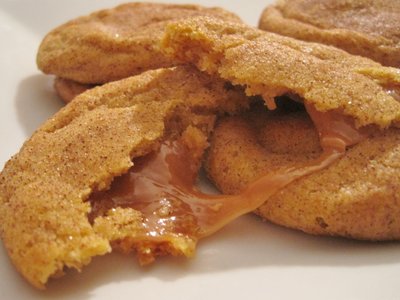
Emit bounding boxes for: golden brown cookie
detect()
[54,77,95,103]
[37,3,242,84]
[259,0,400,67]
[0,65,248,289]
[162,16,400,128]
[205,105,400,240]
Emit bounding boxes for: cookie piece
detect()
[162,16,400,128]
[37,3,242,84]
[54,77,95,103]
[0,65,248,289]
[205,107,400,240]
[259,0,400,67]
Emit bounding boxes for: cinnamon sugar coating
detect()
[37,3,242,84]
[162,16,400,128]
[0,66,248,289]
[259,0,400,67]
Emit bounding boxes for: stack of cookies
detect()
[1,1,400,289]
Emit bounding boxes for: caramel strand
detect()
[89,103,365,261]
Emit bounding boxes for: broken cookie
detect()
[162,16,400,127]
[0,65,249,288]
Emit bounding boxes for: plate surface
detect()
[0,1,399,299]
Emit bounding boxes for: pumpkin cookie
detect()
[0,65,248,288]
[37,3,242,84]
[259,0,400,67]
[162,16,400,128]
[205,105,400,240]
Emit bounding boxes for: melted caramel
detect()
[304,103,365,151]
[89,102,365,263]
[386,88,400,102]
[263,95,278,110]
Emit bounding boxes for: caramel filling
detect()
[305,103,365,151]
[386,88,400,102]
[89,102,365,262]
[263,95,278,110]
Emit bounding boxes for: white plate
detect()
[1,1,400,299]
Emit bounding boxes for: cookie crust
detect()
[259,0,400,67]
[37,3,242,84]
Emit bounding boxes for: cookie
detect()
[54,77,95,103]
[0,65,248,288]
[205,105,400,240]
[162,16,400,128]
[37,3,242,84]
[258,0,400,67]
